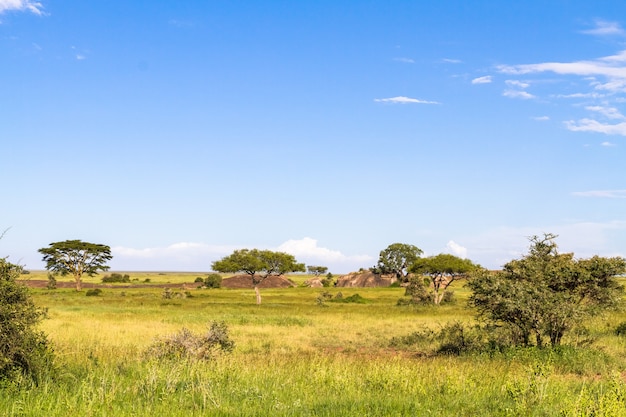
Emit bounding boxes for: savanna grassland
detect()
[6,271,626,416]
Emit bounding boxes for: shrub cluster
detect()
[145,321,235,361]
[101,273,130,283]
[0,258,54,382]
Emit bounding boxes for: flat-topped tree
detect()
[212,249,305,304]
[410,254,479,305]
[38,240,112,291]
[307,265,328,277]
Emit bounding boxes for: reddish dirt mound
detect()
[336,271,397,287]
[221,274,295,289]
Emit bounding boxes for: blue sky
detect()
[2,0,625,273]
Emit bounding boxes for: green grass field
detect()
[5,271,626,416]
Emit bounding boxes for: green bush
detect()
[194,277,204,283]
[145,321,235,361]
[204,273,222,289]
[46,273,57,290]
[0,258,54,382]
[85,288,102,296]
[615,322,626,336]
[101,273,130,283]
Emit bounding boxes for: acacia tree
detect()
[212,249,305,304]
[467,234,626,347]
[38,240,112,291]
[307,265,328,277]
[374,243,423,282]
[410,254,478,305]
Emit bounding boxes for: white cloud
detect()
[585,105,625,120]
[111,242,236,271]
[564,118,626,135]
[533,116,550,121]
[503,90,535,99]
[581,20,625,36]
[0,0,44,15]
[76,54,86,61]
[442,58,462,64]
[393,57,414,64]
[276,237,373,273]
[497,54,626,79]
[446,240,467,259]
[601,141,617,147]
[572,190,626,198]
[374,96,440,104]
[471,76,492,84]
[506,80,530,88]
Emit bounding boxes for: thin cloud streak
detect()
[374,96,440,104]
[572,190,626,198]
[471,76,492,84]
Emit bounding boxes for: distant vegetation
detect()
[2,233,626,415]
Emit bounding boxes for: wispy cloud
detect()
[112,238,372,273]
[0,0,44,15]
[572,190,626,198]
[581,19,626,36]
[442,58,462,64]
[503,90,535,99]
[495,42,626,134]
[471,75,492,84]
[564,119,626,135]
[601,141,617,147]
[533,116,550,121]
[374,96,440,104]
[585,105,625,120]
[393,57,414,64]
[112,242,236,271]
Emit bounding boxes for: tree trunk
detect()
[74,273,82,291]
[255,286,262,305]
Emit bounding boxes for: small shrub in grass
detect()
[145,321,235,361]
[204,273,222,288]
[46,273,57,290]
[85,288,102,296]
[330,293,368,304]
[101,273,130,283]
[614,321,626,336]
[194,277,204,283]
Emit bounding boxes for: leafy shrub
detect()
[204,273,222,289]
[194,277,204,283]
[330,293,368,304]
[390,322,485,355]
[101,273,130,283]
[145,321,235,361]
[85,288,102,296]
[46,273,57,290]
[615,322,626,336]
[0,258,54,382]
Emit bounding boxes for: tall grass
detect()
[3,280,626,415]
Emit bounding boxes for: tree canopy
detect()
[38,240,112,291]
[374,243,423,281]
[307,265,328,277]
[467,234,626,347]
[212,249,305,304]
[410,253,478,305]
